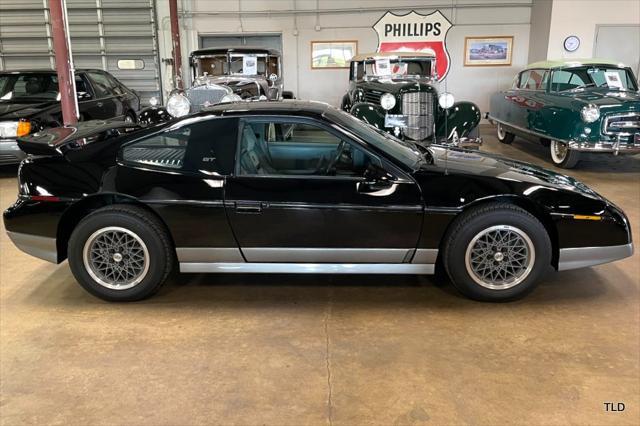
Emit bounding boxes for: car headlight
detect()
[580,104,600,123]
[0,120,31,138]
[438,92,455,109]
[166,93,191,117]
[220,94,242,103]
[380,93,396,110]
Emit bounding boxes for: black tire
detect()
[549,140,580,168]
[496,123,515,144]
[68,204,174,302]
[442,203,551,302]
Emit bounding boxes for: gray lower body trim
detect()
[176,247,244,262]
[242,247,411,263]
[6,231,58,263]
[179,262,434,274]
[558,243,633,271]
[412,249,438,264]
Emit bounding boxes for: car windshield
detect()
[551,66,638,92]
[324,106,426,169]
[0,73,60,101]
[364,58,432,78]
[194,54,279,78]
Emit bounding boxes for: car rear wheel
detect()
[68,205,173,302]
[550,140,580,168]
[496,123,515,144]
[443,203,551,302]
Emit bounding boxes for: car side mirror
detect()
[77,91,91,100]
[358,164,396,195]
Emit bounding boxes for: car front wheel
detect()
[443,203,551,301]
[496,123,515,144]
[68,205,173,302]
[549,140,580,168]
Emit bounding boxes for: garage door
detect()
[200,34,282,52]
[0,0,161,105]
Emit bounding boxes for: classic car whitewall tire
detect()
[68,205,174,302]
[550,140,580,169]
[443,203,551,302]
[496,123,515,144]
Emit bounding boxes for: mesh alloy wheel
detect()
[82,226,150,290]
[464,225,535,290]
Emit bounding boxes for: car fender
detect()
[436,101,482,138]
[138,106,172,126]
[350,102,386,129]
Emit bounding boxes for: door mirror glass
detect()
[77,91,92,100]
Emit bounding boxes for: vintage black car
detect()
[4,101,632,302]
[342,51,482,148]
[0,69,140,164]
[140,47,294,125]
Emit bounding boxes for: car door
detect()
[224,116,424,263]
[82,71,120,119]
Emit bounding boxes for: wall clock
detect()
[564,35,580,52]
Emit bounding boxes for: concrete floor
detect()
[1,128,638,425]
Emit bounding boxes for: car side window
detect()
[121,117,238,174]
[87,72,115,98]
[237,120,381,177]
[551,70,587,91]
[519,69,547,90]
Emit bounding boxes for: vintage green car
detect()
[488,59,640,168]
[341,51,482,148]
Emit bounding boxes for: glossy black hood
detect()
[414,146,602,204]
[0,100,57,120]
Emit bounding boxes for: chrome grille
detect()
[364,91,381,104]
[402,92,434,140]
[185,85,228,112]
[604,113,640,136]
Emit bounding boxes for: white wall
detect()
[157,0,534,115]
[546,0,640,59]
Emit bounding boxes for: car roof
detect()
[190,47,281,57]
[351,50,436,62]
[526,58,627,69]
[0,69,104,75]
[202,100,330,117]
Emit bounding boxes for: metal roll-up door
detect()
[0,0,161,105]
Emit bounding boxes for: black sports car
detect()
[0,69,140,164]
[3,101,633,302]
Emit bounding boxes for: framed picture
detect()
[311,40,358,69]
[464,36,513,66]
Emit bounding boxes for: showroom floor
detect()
[1,127,638,425]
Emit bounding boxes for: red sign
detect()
[373,10,453,81]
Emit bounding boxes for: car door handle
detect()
[235,202,263,214]
[96,102,103,107]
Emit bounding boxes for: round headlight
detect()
[580,104,600,123]
[166,93,190,117]
[438,92,455,109]
[380,93,396,110]
[220,94,242,103]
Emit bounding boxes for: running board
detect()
[179,262,435,274]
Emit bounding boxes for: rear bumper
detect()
[0,139,27,165]
[6,231,58,263]
[558,243,633,271]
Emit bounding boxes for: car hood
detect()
[0,100,57,120]
[561,88,640,112]
[361,78,435,95]
[419,145,599,197]
[206,76,268,96]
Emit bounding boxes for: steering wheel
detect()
[322,140,347,175]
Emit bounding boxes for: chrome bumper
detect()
[558,243,633,271]
[567,138,640,154]
[0,139,27,165]
[6,231,58,263]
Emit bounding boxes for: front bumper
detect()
[0,139,27,165]
[558,243,633,271]
[567,135,640,154]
